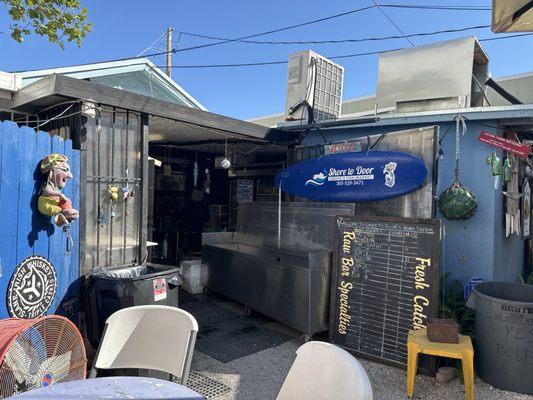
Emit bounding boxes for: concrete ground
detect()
[187,293,533,400]
[192,340,533,400]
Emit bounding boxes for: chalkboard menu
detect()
[330,216,440,368]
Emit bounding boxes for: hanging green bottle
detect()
[486,153,501,176]
[503,158,512,182]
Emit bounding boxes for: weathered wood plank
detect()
[0,121,21,316]
[16,126,38,264]
[0,122,81,319]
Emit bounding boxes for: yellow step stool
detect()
[407,328,474,400]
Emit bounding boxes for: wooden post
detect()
[166,27,173,78]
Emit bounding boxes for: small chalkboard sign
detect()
[330,215,440,369]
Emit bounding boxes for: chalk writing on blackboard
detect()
[330,216,440,368]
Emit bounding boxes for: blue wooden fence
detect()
[0,120,80,320]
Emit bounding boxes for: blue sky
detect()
[1,0,532,120]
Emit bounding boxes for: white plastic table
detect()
[9,376,205,399]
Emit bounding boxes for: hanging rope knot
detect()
[438,115,478,220]
[457,115,467,136]
[453,115,468,181]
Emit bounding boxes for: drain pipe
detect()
[485,78,523,105]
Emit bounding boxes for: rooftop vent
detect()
[0,71,21,92]
[492,0,533,32]
[376,37,489,113]
[285,50,344,123]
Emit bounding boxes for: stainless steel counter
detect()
[201,202,354,335]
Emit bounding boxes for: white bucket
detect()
[180,259,203,294]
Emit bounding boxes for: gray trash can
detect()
[468,282,533,394]
[86,263,181,348]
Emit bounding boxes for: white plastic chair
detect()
[89,305,198,385]
[276,341,373,400]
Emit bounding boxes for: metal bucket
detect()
[468,282,533,394]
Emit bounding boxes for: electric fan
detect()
[0,315,87,398]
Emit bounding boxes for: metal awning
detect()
[10,74,288,145]
[277,104,533,133]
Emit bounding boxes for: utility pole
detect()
[165,27,173,78]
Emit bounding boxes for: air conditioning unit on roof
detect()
[285,50,344,123]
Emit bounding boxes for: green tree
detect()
[1,0,91,48]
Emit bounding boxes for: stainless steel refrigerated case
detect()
[201,202,354,336]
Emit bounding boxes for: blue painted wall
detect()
[302,119,524,285]
[0,121,80,321]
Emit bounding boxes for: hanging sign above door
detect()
[324,141,362,155]
[275,151,427,202]
[478,131,531,158]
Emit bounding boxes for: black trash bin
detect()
[86,263,181,348]
[468,282,533,394]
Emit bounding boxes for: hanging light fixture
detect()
[221,136,232,169]
[193,152,198,187]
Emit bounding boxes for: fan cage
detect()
[0,315,87,398]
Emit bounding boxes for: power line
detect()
[171,4,491,53]
[155,33,533,69]
[11,48,178,73]
[328,48,404,60]
[180,24,491,46]
[137,31,166,56]
[380,4,491,11]
[154,49,402,69]
[172,5,377,53]
[160,60,289,69]
[480,32,533,41]
[372,0,415,47]
[20,29,532,74]
[172,4,491,48]
[107,4,496,64]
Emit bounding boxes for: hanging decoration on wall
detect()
[204,168,211,195]
[122,186,130,200]
[237,179,254,203]
[193,153,199,187]
[38,154,79,227]
[275,151,427,202]
[438,117,478,220]
[503,157,513,183]
[478,130,531,158]
[504,154,522,237]
[7,255,57,319]
[486,153,501,176]
[108,185,120,201]
[522,178,531,239]
[121,169,131,201]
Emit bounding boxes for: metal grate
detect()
[195,318,292,363]
[181,301,238,329]
[176,371,231,399]
[312,56,343,122]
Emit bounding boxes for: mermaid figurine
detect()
[38,154,79,227]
